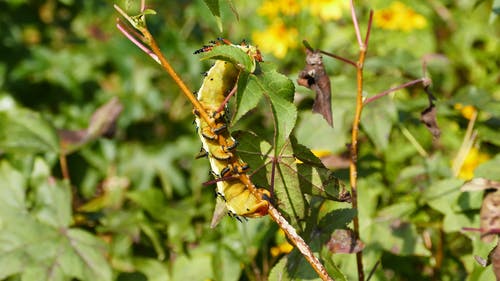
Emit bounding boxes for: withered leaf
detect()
[480,190,500,243]
[420,86,441,139]
[326,228,365,254]
[59,97,123,154]
[297,48,333,127]
[461,178,500,192]
[492,243,500,281]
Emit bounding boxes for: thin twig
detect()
[364,11,374,47]
[216,84,238,113]
[116,21,160,63]
[319,49,357,67]
[366,260,380,281]
[59,151,70,181]
[350,0,364,49]
[363,78,426,104]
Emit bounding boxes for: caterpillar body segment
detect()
[194,42,269,221]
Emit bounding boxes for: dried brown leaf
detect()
[420,86,441,139]
[480,191,500,243]
[59,97,123,153]
[492,243,500,281]
[326,228,365,254]
[461,178,500,192]
[297,49,333,126]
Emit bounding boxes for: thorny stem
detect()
[267,204,334,281]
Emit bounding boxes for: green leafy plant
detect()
[1,0,499,280]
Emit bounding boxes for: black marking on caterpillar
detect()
[194,41,269,223]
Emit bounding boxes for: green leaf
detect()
[31,158,72,228]
[0,108,59,154]
[367,220,431,256]
[232,71,263,124]
[202,0,222,32]
[199,44,255,72]
[422,178,464,214]
[237,133,348,228]
[269,251,321,281]
[248,63,296,151]
[475,155,500,181]
[132,258,170,281]
[361,97,398,151]
[0,160,111,281]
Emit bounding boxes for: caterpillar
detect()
[194,40,270,221]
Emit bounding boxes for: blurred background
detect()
[0,0,499,280]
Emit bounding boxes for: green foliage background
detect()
[0,0,499,280]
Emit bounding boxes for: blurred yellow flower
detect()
[309,0,349,21]
[374,1,427,32]
[271,229,294,257]
[454,103,477,120]
[258,0,301,17]
[458,147,490,180]
[295,149,332,163]
[252,19,298,59]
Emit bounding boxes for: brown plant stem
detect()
[349,4,373,281]
[350,48,366,281]
[140,29,214,126]
[267,204,334,281]
[59,151,70,181]
[363,78,426,105]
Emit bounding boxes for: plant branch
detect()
[350,0,364,49]
[267,205,334,281]
[363,78,426,104]
[349,2,372,280]
[319,49,357,67]
[114,5,214,126]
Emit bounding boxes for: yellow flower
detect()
[252,19,298,59]
[271,229,294,257]
[454,103,477,120]
[308,0,349,21]
[295,149,332,163]
[458,147,490,180]
[258,0,301,17]
[374,1,427,32]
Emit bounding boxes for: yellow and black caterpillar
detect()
[194,40,270,219]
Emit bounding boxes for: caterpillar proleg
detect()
[194,41,270,222]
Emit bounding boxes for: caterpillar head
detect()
[236,42,263,63]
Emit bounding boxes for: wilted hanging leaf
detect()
[492,243,500,281]
[461,178,500,192]
[420,86,441,139]
[326,229,365,254]
[59,97,123,153]
[480,190,500,242]
[297,48,333,127]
